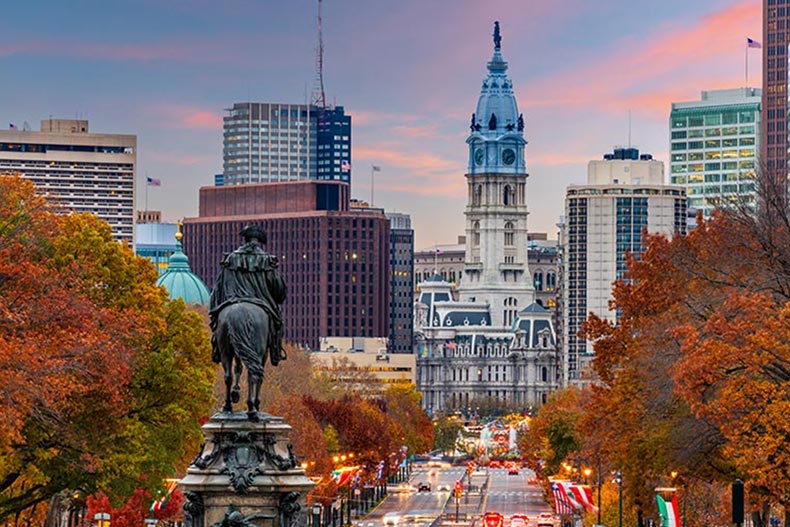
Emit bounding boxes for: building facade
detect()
[670,88,761,217]
[414,23,559,415]
[562,148,687,384]
[387,212,415,354]
[135,222,178,274]
[0,119,136,243]
[414,235,559,309]
[222,102,350,186]
[182,180,390,350]
[763,2,790,206]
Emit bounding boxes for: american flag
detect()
[341,160,351,171]
[747,37,762,49]
[147,176,162,186]
[551,482,574,515]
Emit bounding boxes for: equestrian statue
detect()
[209,225,287,420]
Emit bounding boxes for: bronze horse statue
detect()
[209,226,286,420]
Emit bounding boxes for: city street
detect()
[358,465,553,527]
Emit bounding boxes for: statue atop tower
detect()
[493,20,502,50]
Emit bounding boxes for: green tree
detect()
[433,417,462,455]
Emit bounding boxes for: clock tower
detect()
[459,21,533,327]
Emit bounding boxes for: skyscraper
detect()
[182,180,390,350]
[0,119,136,243]
[670,88,761,217]
[763,2,789,206]
[386,212,414,354]
[562,148,687,383]
[222,102,350,185]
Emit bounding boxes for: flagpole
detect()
[370,165,374,206]
[745,39,748,87]
[145,171,149,212]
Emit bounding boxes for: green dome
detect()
[156,233,210,306]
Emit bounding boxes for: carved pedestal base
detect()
[179,412,314,527]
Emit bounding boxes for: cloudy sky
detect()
[1,0,761,248]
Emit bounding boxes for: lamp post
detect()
[619,473,623,527]
[596,462,602,527]
[312,504,322,527]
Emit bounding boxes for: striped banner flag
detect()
[569,484,599,513]
[656,494,680,527]
[557,481,583,510]
[551,482,574,515]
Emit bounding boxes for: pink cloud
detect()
[147,104,224,130]
[521,0,761,118]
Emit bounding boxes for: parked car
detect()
[417,481,432,492]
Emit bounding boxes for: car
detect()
[510,515,529,527]
[437,483,451,492]
[536,513,555,527]
[483,512,505,527]
[383,513,400,526]
[508,467,519,475]
[417,482,432,492]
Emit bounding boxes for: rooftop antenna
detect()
[311,0,327,110]
[628,109,632,148]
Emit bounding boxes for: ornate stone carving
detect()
[221,431,267,494]
[211,505,274,527]
[262,435,298,471]
[278,492,302,527]
[183,491,204,527]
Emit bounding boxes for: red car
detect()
[508,467,519,475]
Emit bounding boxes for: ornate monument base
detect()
[179,412,314,527]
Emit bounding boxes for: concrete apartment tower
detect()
[562,148,687,384]
[0,119,136,243]
[670,88,761,217]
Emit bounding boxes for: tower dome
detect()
[467,21,527,174]
[156,226,210,306]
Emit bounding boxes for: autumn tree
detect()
[0,176,214,522]
[379,384,433,455]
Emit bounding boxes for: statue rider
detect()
[209,225,286,369]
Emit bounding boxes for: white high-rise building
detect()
[562,148,687,384]
[0,119,136,243]
[670,88,761,217]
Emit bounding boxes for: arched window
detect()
[541,367,548,382]
[504,221,515,246]
[473,185,482,207]
[533,271,544,291]
[546,272,556,291]
[503,185,513,206]
[473,221,480,246]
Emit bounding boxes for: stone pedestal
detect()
[179,412,314,527]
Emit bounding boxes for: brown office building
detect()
[763,0,790,206]
[182,180,390,349]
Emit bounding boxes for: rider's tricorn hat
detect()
[240,224,267,243]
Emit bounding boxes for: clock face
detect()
[474,148,484,165]
[502,148,516,165]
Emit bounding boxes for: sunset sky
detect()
[1,0,761,248]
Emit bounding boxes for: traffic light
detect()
[454,481,463,498]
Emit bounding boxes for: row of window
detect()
[671,111,755,128]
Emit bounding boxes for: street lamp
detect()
[614,471,623,527]
[312,504,322,527]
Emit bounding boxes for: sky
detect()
[1,0,762,248]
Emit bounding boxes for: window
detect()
[473,221,480,246]
[504,221,514,246]
[503,185,514,206]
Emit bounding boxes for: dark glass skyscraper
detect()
[763,0,790,205]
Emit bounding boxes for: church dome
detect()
[156,228,210,306]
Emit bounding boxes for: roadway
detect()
[360,464,554,527]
